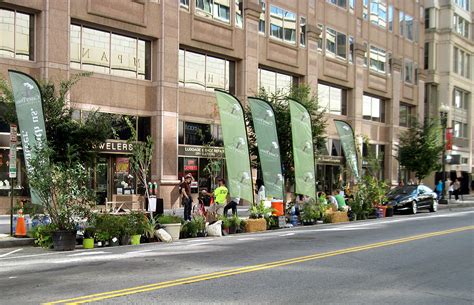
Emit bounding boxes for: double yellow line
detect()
[44,225,474,305]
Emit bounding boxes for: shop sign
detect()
[316,155,343,165]
[9,122,18,178]
[446,128,453,151]
[184,158,198,171]
[178,145,224,158]
[94,140,134,154]
[116,157,130,174]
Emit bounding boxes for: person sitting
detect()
[333,189,348,212]
[224,195,239,217]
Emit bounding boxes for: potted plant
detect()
[301,202,320,225]
[246,202,272,233]
[181,219,198,238]
[28,147,96,251]
[117,216,131,245]
[219,216,231,235]
[83,227,95,249]
[228,215,241,234]
[157,215,183,241]
[193,215,207,237]
[128,211,144,245]
[107,216,121,247]
[143,215,159,242]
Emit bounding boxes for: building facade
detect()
[424,0,473,192]
[0,0,426,211]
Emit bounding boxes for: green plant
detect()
[219,216,231,229]
[229,215,241,228]
[95,231,110,243]
[12,200,44,216]
[127,211,145,236]
[249,201,274,219]
[30,223,56,249]
[301,202,320,222]
[157,214,183,225]
[143,216,158,240]
[94,214,116,241]
[28,146,96,231]
[265,215,278,229]
[181,220,198,238]
[83,227,95,239]
[193,215,206,232]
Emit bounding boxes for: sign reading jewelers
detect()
[93,140,134,154]
[8,70,47,204]
[178,145,225,158]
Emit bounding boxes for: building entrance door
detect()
[95,157,110,205]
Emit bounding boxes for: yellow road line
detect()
[43,225,474,305]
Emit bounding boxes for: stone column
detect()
[239,0,261,101]
[352,42,367,175]
[388,57,403,185]
[38,0,70,82]
[306,24,322,95]
[155,0,180,208]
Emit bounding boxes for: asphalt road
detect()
[0,208,473,305]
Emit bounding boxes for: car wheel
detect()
[411,201,418,214]
[430,199,438,212]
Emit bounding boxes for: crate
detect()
[245,218,267,232]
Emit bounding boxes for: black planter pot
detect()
[109,237,120,247]
[302,219,315,226]
[52,230,77,251]
[120,235,131,245]
[385,207,394,217]
[228,226,237,234]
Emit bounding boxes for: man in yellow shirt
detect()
[208,178,228,221]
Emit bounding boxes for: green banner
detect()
[248,97,284,200]
[334,120,360,181]
[289,99,316,199]
[9,70,47,204]
[215,90,253,203]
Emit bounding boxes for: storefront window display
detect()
[178,121,226,193]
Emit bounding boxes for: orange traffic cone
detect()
[15,209,27,237]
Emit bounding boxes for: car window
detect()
[418,187,425,194]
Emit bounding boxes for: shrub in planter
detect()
[28,147,96,251]
[157,215,183,241]
[245,218,267,232]
[265,215,279,230]
[219,216,232,235]
[301,202,320,225]
[193,215,207,237]
[143,215,158,242]
[181,220,198,238]
[128,211,145,245]
[228,215,241,234]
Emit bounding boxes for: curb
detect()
[0,237,35,249]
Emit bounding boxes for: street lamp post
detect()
[439,104,449,205]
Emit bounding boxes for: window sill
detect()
[268,37,298,49]
[194,11,234,30]
[70,68,152,85]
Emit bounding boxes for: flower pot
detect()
[109,237,120,247]
[228,226,237,234]
[162,223,182,241]
[385,207,394,217]
[52,230,77,251]
[131,234,141,245]
[120,235,131,246]
[83,238,94,249]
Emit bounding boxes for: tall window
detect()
[453,47,471,79]
[363,95,385,122]
[327,0,347,8]
[326,28,346,59]
[424,42,429,70]
[404,60,414,84]
[399,103,414,127]
[399,11,405,36]
[388,5,393,31]
[195,0,232,23]
[363,0,369,20]
[270,5,296,44]
[70,24,151,80]
[258,68,293,94]
[0,9,34,60]
[453,88,469,109]
[405,14,414,41]
[180,0,190,8]
[179,49,234,93]
[452,121,468,138]
[453,14,469,38]
[259,0,266,34]
[349,36,354,63]
[424,8,431,29]
[454,0,470,11]
[317,24,324,50]
[235,0,243,28]
[196,0,213,15]
[369,45,386,73]
[300,16,306,47]
[370,0,387,28]
[349,0,355,13]
[318,83,347,115]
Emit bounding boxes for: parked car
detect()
[384,185,438,214]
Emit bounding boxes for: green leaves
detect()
[398,118,443,181]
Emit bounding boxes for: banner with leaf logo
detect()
[9,70,47,204]
[215,90,253,203]
[248,97,284,200]
[334,120,360,181]
[289,99,316,199]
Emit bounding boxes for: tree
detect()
[398,118,443,181]
[0,72,119,163]
[248,84,327,186]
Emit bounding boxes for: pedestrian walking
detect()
[453,178,461,201]
[180,174,193,221]
[435,180,443,200]
[224,195,239,217]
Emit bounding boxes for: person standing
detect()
[255,179,266,203]
[210,178,228,219]
[180,174,193,221]
[453,178,461,201]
